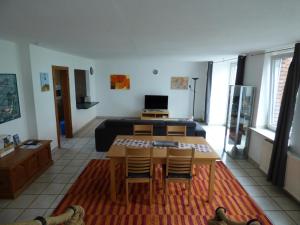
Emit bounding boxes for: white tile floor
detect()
[203,125,300,225]
[0,120,299,225]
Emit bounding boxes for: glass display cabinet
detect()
[223,85,256,158]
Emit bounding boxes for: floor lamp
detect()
[192,77,199,120]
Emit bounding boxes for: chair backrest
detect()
[133,125,153,136]
[125,147,153,176]
[166,125,187,136]
[166,148,195,176]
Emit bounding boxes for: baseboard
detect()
[247,156,260,168]
[73,117,97,136]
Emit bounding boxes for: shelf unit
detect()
[141,110,169,120]
[223,85,255,159]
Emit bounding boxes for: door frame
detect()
[52,65,73,148]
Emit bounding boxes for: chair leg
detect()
[153,165,156,182]
[161,166,165,189]
[165,180,168,206]
[126,180,129,206]
[188,180,192,205]
[149,179,152,205]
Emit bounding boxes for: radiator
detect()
[285,151,300,201]
[259,138,273,174]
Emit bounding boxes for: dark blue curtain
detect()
[235,55,247,85]
[204,61,213,124]
[267,43,300,186]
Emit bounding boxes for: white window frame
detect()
[267,53,293,131]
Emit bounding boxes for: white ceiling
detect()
[0,0,299,61]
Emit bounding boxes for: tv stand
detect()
[141,109,169,120]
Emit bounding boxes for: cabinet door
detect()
[38,147,51,168]
[11,164,28,191]
[26,154,39,178]
[0,171,10,193]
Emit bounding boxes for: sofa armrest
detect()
[195,123,206,138]
[95,122,112,152]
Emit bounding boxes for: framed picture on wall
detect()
[40,72,50,92]
[110,74,130,90]
[0,74,21,124]
[171,76,189,90]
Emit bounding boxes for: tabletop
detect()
[106,135,220,160]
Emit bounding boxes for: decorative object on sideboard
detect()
[0,135,15,158]
[171,76,189,90]
[110,74,130,90]
[21,139,42,149]
[12,134,20,146]
[40,72,50,92]
[0,74,21,124]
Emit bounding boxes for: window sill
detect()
[249,127,275,142]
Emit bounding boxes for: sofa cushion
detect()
[165,120,196,128]
[95,118,206,151]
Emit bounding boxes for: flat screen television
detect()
[144,95,168,110]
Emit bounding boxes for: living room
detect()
[0,0,300,225]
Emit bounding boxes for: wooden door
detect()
[60,70,73,138]
[52,66,73,148]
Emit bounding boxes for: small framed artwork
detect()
[171,76,189,90]
[0,74,21,124]
[40,72,50,92]
[110,74,130,90]
[13,134,21,146]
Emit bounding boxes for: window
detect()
[268,54,293,130]
[209,60,237,125]
[229,62,237,85]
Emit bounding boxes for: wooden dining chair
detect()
[133,125,153,136]
[166,125,200,177]
[165,148,195,205]
[125,147,153,206]
[166,125,187,136]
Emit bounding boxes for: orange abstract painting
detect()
[110,74,130,90]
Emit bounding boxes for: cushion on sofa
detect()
[95,119,206,152]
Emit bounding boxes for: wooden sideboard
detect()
[0,140,53,198]
[141,110,169,120]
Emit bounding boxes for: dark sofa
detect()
[95,119,206,152]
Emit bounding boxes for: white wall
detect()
[16,43,38,138]
[243,53,269,128]
[0,40,33,141]
[29,45,97,148]
[95,60,207,119]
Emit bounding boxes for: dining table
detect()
[105,135,220,203]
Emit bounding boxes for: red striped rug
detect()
[53,160,272,225]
